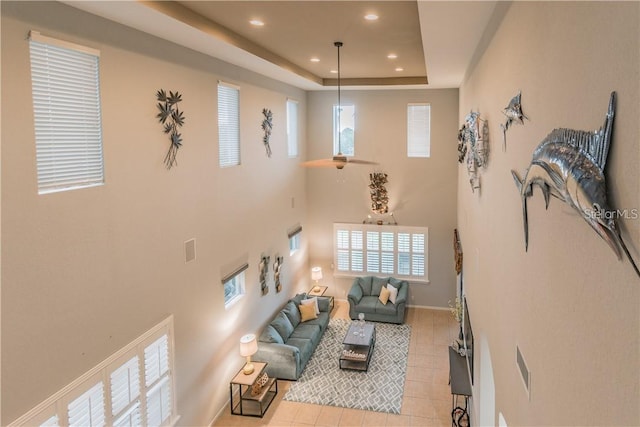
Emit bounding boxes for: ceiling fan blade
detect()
[300,158,346,168]
[347,158,379,165]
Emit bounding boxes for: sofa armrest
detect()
[396,280,409,305]
[254,342,301,380]
[348,281,363,305]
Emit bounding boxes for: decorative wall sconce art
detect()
[261,108,273,157]
[273,255,283,293]
[369,172,389,214]
[500,91,528,150]
[156,89,186,169]
[259,254,270,295]
[458,111,489,192]
[511,92,639,277]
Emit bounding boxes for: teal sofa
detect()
[348,276,409,324]
[254,294,331,380]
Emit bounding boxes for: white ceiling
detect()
[62,0,498,90]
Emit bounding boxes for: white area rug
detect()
[283,318,411,414]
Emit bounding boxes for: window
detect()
[407,103,430,158]
[28,31,104,194]
[12,317,177,427]
[334,223,428,282]
[218,82,240,167]
[286,99,298,157]
[222,263,248,308]
[333,104,355,156]
[288,225,302,255]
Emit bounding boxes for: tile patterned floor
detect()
[214,300,459,427]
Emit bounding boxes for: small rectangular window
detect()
[407,103,430,158]
[286,99,298,158]
[29,31,104,194]
[218,82,240,167]
[222,263,248,308]
[333,104,355,156]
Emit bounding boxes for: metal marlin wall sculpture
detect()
[511,92,639,277]
[500,91,528,150]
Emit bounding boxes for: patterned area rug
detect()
[283,318,411,414]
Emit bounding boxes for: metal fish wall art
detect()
[500,91,528,150]
[458,111,489,192]
[511,92,639,277]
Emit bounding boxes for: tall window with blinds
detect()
[11,317,177,427]
[28,31,104,194]
[286,99,298,158]
[218,82,240,167]
[407,103,430,158]
[334,223,428,282]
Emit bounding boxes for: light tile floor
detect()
[214,300,460,427]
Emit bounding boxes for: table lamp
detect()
[239,334,257,375]
[311,266,323,292]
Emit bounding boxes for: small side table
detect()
[229,362,277,417]
[307,286,334,312]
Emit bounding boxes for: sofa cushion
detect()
[271,311,295,341]
[371,276,388,296]
[286,338,315,366]
[290,293,307,307]
[358,277,373,296]
[317,297,330,312]
[290,324,322,347]
[387,283,398,304]
[299,303,317,322]
[356,296,379,315]
[375,298,399,316]
[303,311,330,332]
[282,301,301,327]
[259,324,284,344]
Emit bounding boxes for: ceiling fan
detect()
[301,41,379,170]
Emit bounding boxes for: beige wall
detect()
[1,2,308,425]
[306,89,459,307]
[458,2,639,425]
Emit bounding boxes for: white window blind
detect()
[29,31,104,194]
[334,223,429,282]
[218,82,240,167]
[286,99,298,157]
[407,103,430,158]
[67,382,105,427]
[10,317,177,427]
[222,263,248,308]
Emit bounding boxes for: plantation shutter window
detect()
[286,99,299,157]
[28,31,104,194]
[110,356,141,426]
[218,82,240,167]
[67,382,106,427]
[333,223,428,282]
[407,103,430,158]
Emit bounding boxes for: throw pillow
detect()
[387,283,398,304]
[299,303,318,322]
[378,286,391,305]
[271,311,294,341]
[301,297,319,314]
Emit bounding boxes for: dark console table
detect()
[448,346,472,427]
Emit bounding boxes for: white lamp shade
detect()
[239,334,257,357]
[311,267,323,281]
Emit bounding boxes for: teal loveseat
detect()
[254,294,331,380]
[348,276,409,324]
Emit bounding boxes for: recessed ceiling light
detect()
[387,53,398,59]
[330,70,338,74]
[364,14,379,21]
[395,67,404,72]
[249,19,265,27]
[310,57,320,63]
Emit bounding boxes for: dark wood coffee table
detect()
[339,322,376,371]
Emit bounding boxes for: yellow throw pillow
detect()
[379,286,391,305]
[299,302,318,322]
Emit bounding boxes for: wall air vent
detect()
[516,345,531,400]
